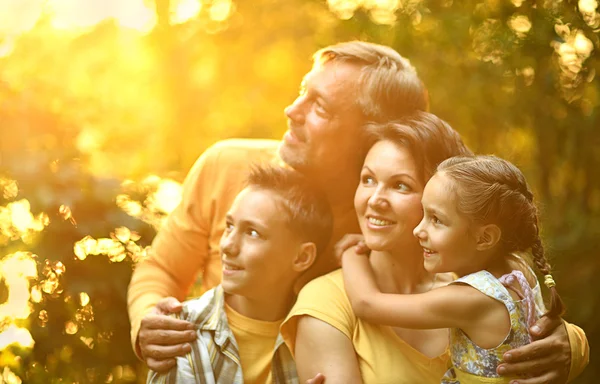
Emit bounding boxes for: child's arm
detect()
[341,249,495,330]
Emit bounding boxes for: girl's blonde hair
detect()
[437,155,565,317]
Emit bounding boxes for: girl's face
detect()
[354,140,425,252]
[413,172,481,275]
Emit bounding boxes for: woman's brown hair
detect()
[365,111,473,186]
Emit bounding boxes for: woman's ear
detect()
[293,242,317,273]
[475,224,501,251]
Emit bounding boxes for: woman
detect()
[280,112,472,383]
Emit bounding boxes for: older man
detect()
[127,41,588,383]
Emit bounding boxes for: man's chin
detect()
[278,144,307,172]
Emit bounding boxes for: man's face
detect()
[219,187,305,300]
[279,61,365,178]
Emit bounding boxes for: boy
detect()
[147,165,333,384]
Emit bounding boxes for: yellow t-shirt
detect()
[280,269,450,384]
[225,302,282,384]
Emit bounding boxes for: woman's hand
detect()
[497,316,570,383]
[138,297,197,372]
[334,234,370,265]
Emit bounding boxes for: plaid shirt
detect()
[147,285,298,384]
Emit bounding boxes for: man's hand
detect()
[306,373,325,384]
[138,297,197,373]
[334,234,369,265]
[497,316,570,384]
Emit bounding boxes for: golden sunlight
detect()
[579,0,598,13]
[0,252,38,321]
[0,324,35,350]
[79,292,90,307]
[171,0,202,24]
[47,0,156,33]
[0,199,49,243]
[150,179,183,214]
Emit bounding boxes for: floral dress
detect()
[441,270,537,384]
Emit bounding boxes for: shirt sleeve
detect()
[280,270,356,357]
[146,356,199,384]
[565,321,590,382]
[128,143,221,357]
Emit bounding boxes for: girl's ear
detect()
[475,224,501,251]
[293,242,317,272]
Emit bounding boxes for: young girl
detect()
[342,155,565,384]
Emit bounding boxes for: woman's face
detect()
[354,140,425,252]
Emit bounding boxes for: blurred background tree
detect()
[0,0,597,382]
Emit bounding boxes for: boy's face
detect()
[220,186,306,299]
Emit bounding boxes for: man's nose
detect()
[284,96,306,123]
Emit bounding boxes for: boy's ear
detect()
[475,224,501,251]
[293,242,317,273]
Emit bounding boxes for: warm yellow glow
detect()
[574,31,594,56]
[10,200,34,233]
[508,15,532,36]
[115,0,156,33]
[65,320,78,335]
[0,252,38,321]
[117,177,182,231]
[0,324,35,349]
[59,204,76,225]
[579,0,598,13]
[30,285,42,303]
[171,0,202,25]
[79,292,90,306]
[38,309,48,327]
[326,0,405,24]
[0,0,44,36]
[1,179,18,200]
[114,227,131,243]
[80,336,94,349]
[47,0,156,33]
[209,0,233,22]
[327,0,362,20]
[152,179,183,214]
[73,235,127,262]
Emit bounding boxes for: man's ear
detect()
[475,224,501,251]
[293,242,317,273]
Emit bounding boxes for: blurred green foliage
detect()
[0,0,598,382]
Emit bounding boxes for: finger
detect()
[497,353,556,377]
[529,315,562,340]
[143,342,192,361]
[141,329,197,346]
[142,315,196,331]
[334,234,365,258]
[355,242,371,255]
[306,373,325,384]
[155,297,183,314]
[506,370,560,384]
[146,357,177,373]
[502,338,556,364]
